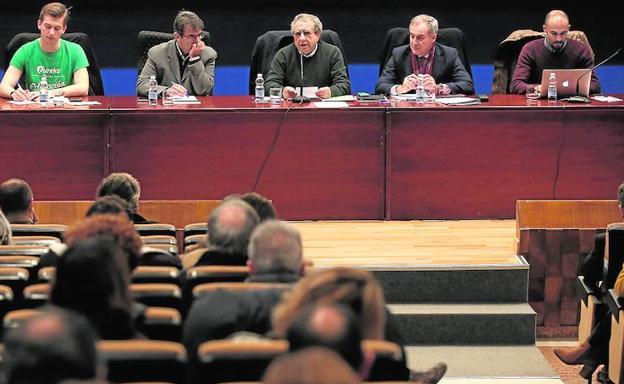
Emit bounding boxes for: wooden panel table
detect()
[386,95,624,219]
[109,96,386,220]
[0,97,111,199]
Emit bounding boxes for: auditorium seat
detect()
[132,266,181,285]
[138,306,183,341]
[0,245,49,257]
[248,29,349,95]
[10,236,60,247]
[378,27,472,77]
[0,284,15,333]
[5,32,105,96]
[0,256,39,282]
[491,29,594,94]
[142,235,177,246]
[184,234,206,250]
[193,339,288,384]
[183,223,207,239]
[192,281,291,300]
[130,283,183,312]
[135,223,176,237]
[37,266,56,282]
[9,224,66,240]
[137,30,212,77]
[3,308,41,333]
[21,283,50,309]
[0,267,29,302]
[98,339,187,384]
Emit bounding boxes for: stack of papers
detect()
[322,95,357,102]
[435,97,481,105]
[171,95,200,104]
[591,95,623,102]
[314,101,349,108]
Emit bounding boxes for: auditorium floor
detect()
[290,220,518,268]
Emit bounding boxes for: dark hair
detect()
[173,10,204,35]
[3,307,97,384]
[50,237,135,339]
[618,182,624,208]
[0,178,33,215]
[241,192,277,221]
[286,304,364,371]
[86,195,132,219]
[96,173,141,214]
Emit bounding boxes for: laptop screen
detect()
[539,69,592,97]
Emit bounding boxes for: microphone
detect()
[575,48,621,96]
[291,52,310,103]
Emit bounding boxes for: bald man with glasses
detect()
[137,10,217,97]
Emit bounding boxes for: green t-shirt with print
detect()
[9,38,89,92]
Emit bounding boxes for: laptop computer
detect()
[539,68,592,98]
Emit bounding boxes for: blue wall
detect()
[3,65,623,96]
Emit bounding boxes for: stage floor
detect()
[290,220,518,269]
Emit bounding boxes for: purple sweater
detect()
[510,38,601,94]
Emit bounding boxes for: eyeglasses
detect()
[293,30,314,38]
[181,32,204,40]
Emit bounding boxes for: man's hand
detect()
[315,87,332,99]
[397,74,419,94]
[420,74,437,93]
[11,87,36,101]
[189,41,206,59]
[166,83,188,97]
[283,86,297,99]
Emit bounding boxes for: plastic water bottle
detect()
[148,75,158,106]
[255,74,265,103]
[39,76,48,104]
[414,74,426,103]
[547,72,557,102]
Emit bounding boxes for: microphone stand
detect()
[575,48,621,96]
[291,51,310,103]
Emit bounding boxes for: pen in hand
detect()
[171,82,188,97]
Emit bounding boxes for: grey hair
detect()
[290,13,323,34]
[207,199,260,255]
[248,220,302,274]
[410,14,439,35]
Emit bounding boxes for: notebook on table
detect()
[539,68,592,98]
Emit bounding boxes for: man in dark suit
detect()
[136,10,216,97]
[375,14,473,96]
[0,178,37,224]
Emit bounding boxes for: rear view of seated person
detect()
[264,13,351,99]
[375,14,473,96]
[510,9,600,95]
[182,199,260,268]
[1,210,13,245]
[50,236,143,339]
[96,172,154,224]
[0,178,38,224]
[226,192,278,222]
[0,2,89,101]
[2,307,98,384]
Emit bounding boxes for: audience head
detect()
[241,192,277,221]
[0,209,12,245]
[85,195,132,219]
[286,304,364,372]
[262,347,360,384]
[543,10,570,50]
[96,173,141,215]
[2,307,98,384]
[207,199,260,255]
[273,267,386,340]
[64,214,143,271]
[618,181,624,216]
[248,220,303,276]
[173,10,205,56]
[50,237,134,339]
[409,14,438,57]
[0,178,37,224]
[290,13,322,56]
[39,2,71,27]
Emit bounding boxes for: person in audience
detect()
[50,236,141,339]
[240,192,278,221]
[262,347,360,384]
[136,10,216,97]
[272,267,447,383]
[39,214,143,270]
[554,181,624,378]
[286,304,370,378]
[182,199,260,268]
[183,220,304,360]
[2,307,98,384]
[375,14,473,96]
[0,178,38,224]
[510,9,601,95]
[0,209,12,245]
[96,172,154,224]
[264,13,351,99]
[85,195,132,219]
[0,2,89,101]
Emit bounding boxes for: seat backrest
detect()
[605,223,624,291]
[192,281,291,299]
[135,223,176,237]
[378,27,472,77]
[248,29,349,95]
[5,32,104,96]
[98,339,187,384]
[491,29,594,94]
[137,30,212,76]
[132,265,181,285]
[130,283,183,311]
[10,224,66,240]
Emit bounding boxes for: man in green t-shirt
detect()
[0,2,89,101]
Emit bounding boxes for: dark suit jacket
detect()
[375,43,474,95]
[136,39,216,96]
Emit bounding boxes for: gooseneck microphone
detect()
[292,52,310,103]
[576,48,621,95]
